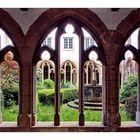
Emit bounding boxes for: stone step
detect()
[67,101,102,111]
[74,99,102,107]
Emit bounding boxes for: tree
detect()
[0,61,19,90]
[120,75,137,103]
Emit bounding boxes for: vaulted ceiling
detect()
[3,8,136,34]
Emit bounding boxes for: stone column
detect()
[17,63,32,127]
[102,65,107,126]
[136,29,140,124]
[86,66,88,84]
[102,65,121,128]
[31,66,37,126]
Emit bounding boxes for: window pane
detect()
[64,38,68,49]
[69,38,73,49]
[47,37,52,47]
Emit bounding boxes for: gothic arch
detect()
[61,59,77,69]
[0,8,24,52]
[0,9,25,126]
[27,8,108,127]
[26,8,108,55]
[116,8,140,48]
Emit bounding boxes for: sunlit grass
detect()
[2,104,133,122]
[2,105,18,121]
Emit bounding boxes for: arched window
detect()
[61,60,77,85]
[50,69,55,81]
[43,63,48,79]
[33,17,105,126]
[84,60,102,85]
[66,62,71,82]
[72,69,77,84]
[0,28,19,124]
[119,32,139,124]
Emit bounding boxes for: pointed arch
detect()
[0,8,24,51]
[26,8,107,56]
[116,9,140,48]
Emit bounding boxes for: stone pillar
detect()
[17,64,32,127]
[64,65,66,84]
[86,66,88,84]
[31,66,37,126]
[102,65,107,126]
[102,65,121,127]
[136,29,140,124]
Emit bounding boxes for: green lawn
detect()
[2,103,132,122]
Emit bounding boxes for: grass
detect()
[2,105,18,121]
[2,103,133,122]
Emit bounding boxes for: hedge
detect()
[2,87,18,107]
[38,88,78,105]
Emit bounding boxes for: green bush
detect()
[36,82,45,91]
[120,75,137,103]
[60,81,77,88]
[38,88,78,105]
[38,89,55,105]
[62,88,78,103]
[2,87,18,107]
[43,79,55,89]
[61,81,71,88]
[125,94,137,120]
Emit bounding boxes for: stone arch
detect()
[0,8,24,52]
[27,8,108,126]
[61,59,77,69]
[26,8,108,56]
[116,9,140,48]
[0,9,25,126]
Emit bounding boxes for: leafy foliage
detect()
[0,62,19,90]
[125,94,137,120]
[60,80,77,88]
[120,75,137,103]
[43,79,55,89]
[36,66,42,83]
[62,88,78,103]
[61,80,71,88]
[2,86,18,107]
[38,88,78,105]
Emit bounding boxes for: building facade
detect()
[37,24,102,86]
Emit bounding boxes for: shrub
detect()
[36,81,45,91]
[120,75,137,103]
[60,81,77,88]
[43,79,55,89]
[38,88,78,105]
[62,88,78,104]
[2,87,18,107]
[38,89,55,105]
[125,94,137,120]
[61,81,71,88]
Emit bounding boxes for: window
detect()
[66,63,71,82]
[42,40,46,46]
[41,37,52,48]
[64,37,73,50]
[85,37,94,49]
[43,63,48,79]
[47,37,52,47]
